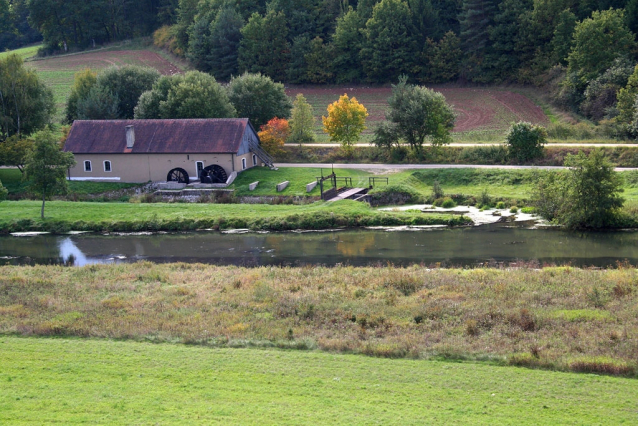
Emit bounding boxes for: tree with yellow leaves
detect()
[322,94,368,153]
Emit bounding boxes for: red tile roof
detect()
[63,119,252,154]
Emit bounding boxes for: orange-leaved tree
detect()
[258,117,290,155]
[322,94,368,154]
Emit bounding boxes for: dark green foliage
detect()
[426,31,462,83]
[304,37,333,84]
[0,0,41,51]
[532,150,625,229]
[331,9,365,83]
[97,66,160,119]
[238,10,290,81]
[75,85,120,120]
[0,54,54,141]
[459,0,498,57]
[227,72,292,128]
[208,7,243,81]
[286,35,311,83]
[580,59,635,121]
[134,71,235,119]
[505,122,547,163]
[551,9,577,66]
[567,9,636,84]
[27,0,173,51]
[360,0,413,83]
[0,178,7,201]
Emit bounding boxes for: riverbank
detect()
[1,263,636,376]
[0,200,469,233]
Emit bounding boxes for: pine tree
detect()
[238,11,290,81]
[208,7,243,81]
[360,0,414,83]
[459,0,498,57]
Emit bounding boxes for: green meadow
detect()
[1,336,637,424]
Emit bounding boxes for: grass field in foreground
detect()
[1,337,637,424]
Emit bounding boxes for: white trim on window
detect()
[252,154,257,166]
[103,160,112,172]
[84,160,92,172]
[241,158,247,170]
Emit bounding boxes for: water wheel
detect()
[199,165,228,184]
[167,167,189,184]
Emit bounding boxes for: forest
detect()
[2,0,638,128]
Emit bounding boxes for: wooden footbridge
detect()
[316,168,388,203]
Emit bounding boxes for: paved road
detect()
[276,163,638,172]
[287,143,638,147]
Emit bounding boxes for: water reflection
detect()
[1,224,638,267]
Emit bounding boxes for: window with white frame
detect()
[242,158,247,170]
[252,154,257,166]
[84,160,92,172]
[103,160,112,172]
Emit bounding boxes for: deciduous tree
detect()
[24,130,76,219]
[289,93,315,144]
[0,135,34,173]
[65,69,97,123]
[532,150,624,229]
[567,9,635,84]
[0,54,54,141]
[374,77,455,152]
[257,117,290,155]
[505,121,547,163]
[97,66,160,119]
[227,72,292,129]
[134,71,236,119]
[616,65,638,124]
[322,94,368,151]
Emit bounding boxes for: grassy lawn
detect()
[233,167,543,202]
[2,337,636,424]
[0,44,41,60]
[0,199,466,232]
[0,168,140,196]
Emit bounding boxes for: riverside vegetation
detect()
[1,263,637,377]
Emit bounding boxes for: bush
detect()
[509,206,518,213]
[441,197,456,208]
[431,180,444,199]
[531,150,624,228]
[506,122,547,163]
[0,180,7,201]
[496,201,505,209]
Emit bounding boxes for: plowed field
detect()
[286,86,549,137]
[27,49,182,119]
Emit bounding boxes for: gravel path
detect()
[275,163,638,172]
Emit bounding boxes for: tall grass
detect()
[1,263,637,376]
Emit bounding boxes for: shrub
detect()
[505,122,547,163]
[509,206,518,213]
[441,197,456,208]
[431,180,444,199]
[520,207,535,214]
[496,201,505,209]
[0,180,7,201]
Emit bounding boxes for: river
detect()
[1,222,637,267]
